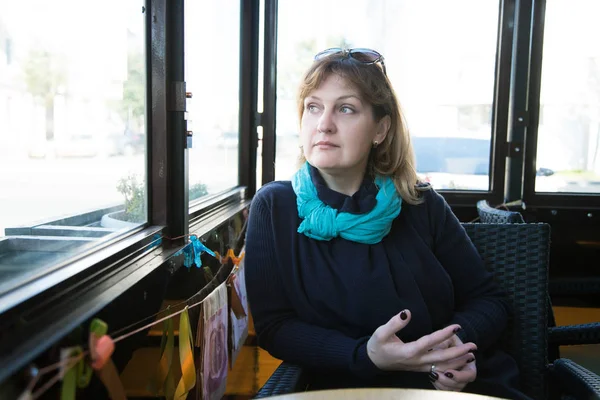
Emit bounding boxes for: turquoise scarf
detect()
[291,162,402,244]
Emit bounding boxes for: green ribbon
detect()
[60,346,91,400]
[174,307,196,399]
[90,318,108,336]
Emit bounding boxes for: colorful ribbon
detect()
[176,236,217,268]
[215,249,245,266]
[60,346,90,400]
[152,309,175,399]
[174,307,196,399]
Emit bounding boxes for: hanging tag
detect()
[197,283,229,400]
[174,307,196,399]
[227,254,248,368]
[229,279,246,319]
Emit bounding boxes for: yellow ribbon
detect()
[174,307,196,399]
[152,309,175,399]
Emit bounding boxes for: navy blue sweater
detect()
[246,167,526,398]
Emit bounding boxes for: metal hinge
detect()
[255,112,263,127]
[169,81,186,112]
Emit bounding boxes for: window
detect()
[274,0,500,192]
[185,0,241,203]
[0,0,147,294]
[534,0,600,194]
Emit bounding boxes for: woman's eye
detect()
[306,104,319,113]
[340,106,354,114]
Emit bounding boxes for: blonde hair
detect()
[296,52,428,205]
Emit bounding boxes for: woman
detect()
[245,48,527,399]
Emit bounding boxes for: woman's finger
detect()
[432,352,475,373]
[435,370,466,392]
[372,309,411,342]
[444,366,478,384]
[419,343,477,365]
[413,324,463,352]
[430,374,453,391]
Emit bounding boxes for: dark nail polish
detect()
[400,311,407,320]
[467,358,475,363]
[428,372,439,381]
[445,372,454,379]
[453,327,461,333]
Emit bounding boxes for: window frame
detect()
[521,0,600,212]
[261,0,511,207]
[0,0,257,383]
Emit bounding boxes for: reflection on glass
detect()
[535,0,600,193]
[0,0,146,293]
[275,0,499,191]
[185,1,240,203]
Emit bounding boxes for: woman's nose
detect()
[317,110,335,134]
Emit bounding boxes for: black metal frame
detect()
[261,0,278,186]
[504,0,533,204]
[239,0,260,197]
[521,0,600,213]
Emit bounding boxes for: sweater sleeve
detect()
[245,190,380,377]
[428,190,511,351]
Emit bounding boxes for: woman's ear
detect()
[375,115,391,144]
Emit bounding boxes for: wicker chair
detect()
[476,199,525,224]
[254,223,600,400]
[476,201,600,362]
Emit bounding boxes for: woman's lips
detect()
[314,141,338,149]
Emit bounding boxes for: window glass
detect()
[0,0,147,294]
[185,0,240,203]
[535,0,600,193]
[275,0,499,192]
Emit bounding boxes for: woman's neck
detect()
[318,167,366,196]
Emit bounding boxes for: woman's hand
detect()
[430,357,477,391]
[429,334,477,391]
[366,310,478,372]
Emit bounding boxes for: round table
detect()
[267,388,506,400]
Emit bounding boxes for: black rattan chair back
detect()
[463,223,551,399]
[476,200,525,223]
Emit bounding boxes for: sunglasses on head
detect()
[314,47,387,76]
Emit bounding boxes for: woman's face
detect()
[300,74,388,175]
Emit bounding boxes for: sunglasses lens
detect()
[349,49,381,63]
[314,48,343,60]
